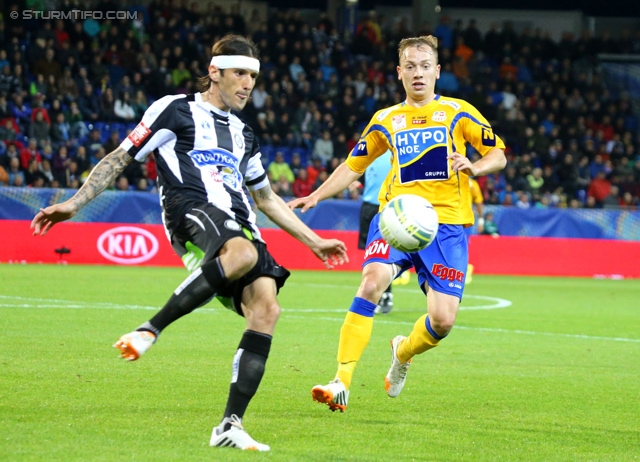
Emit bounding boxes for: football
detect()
[378,194,439,252]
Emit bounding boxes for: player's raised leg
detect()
[386,287,460,397]
[115,235,258,360]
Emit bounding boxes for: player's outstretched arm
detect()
[31,148,134,236]
[251,185,349,269]
[288,163,361,212]
[447,148,506,177]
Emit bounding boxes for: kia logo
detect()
[97,226,159,264]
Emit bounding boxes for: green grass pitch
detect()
[1,264,639,461]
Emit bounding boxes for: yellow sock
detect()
[397,315,443,363]
[466,263,474,284]
[336,311,374,389]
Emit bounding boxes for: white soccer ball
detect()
[378,194,439,253]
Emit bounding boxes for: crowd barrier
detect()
[1,188,639,277]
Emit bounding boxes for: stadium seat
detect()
[274,146,291,164]
[260,145,275,166]
[291,147,309,166]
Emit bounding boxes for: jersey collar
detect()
[195,92,231,118]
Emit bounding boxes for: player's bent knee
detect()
[223,239,258,277]
[429,314,455,334]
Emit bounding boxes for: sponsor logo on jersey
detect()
[431,263,464,282]
[189,149,242,190]
[482,127,496,146]
[209,170,223,182]
[364,238,390,260]
[432,111,447,122]
[376,107,393,121]
[412,118,427,125]
[224,219,241,231]
[439,99,461,111]
[392,114,406,131]
[395,127,449,182]
[352,140,368,157]
[127,122,151,147]
[97,226,159,264]
[189,149,239,169]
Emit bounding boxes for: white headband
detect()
[210,55,260,73]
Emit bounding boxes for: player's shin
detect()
[222,330,272,427]
[397,315,446,363]
[144,257,229,333]
[336,297,376,389]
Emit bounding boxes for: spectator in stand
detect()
[78,84,101,122]
[306,156,326,185]
[132,90,149,119]
[272,174,293,197]
[20,139,41,169]
[587,171,612,207]
[83,129,103,160]
[289,153,304,178]
[114,175,131,192]
[293,168,313,198]
[0,142,19,169]
[114,92,136,122]
[24,158,45,186]
[50,112,73,150]
[480,212,499,237]
[7,156,24,186]
[103,131,121,155]
[312,130,334,165]
[74,145,91,175]
[312,170,328,192]
[0,118,19,143]
[100,88,117,122]
[65,101,89,140]
[602,185,621,208]
[267,151,295,185]
[58,67,79,102]
[11,94,31,130]
[52,145,71,186]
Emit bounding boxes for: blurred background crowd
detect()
[0,0,639,210]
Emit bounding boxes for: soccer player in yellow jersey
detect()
[289,35,506,411]
[466,177,485,284]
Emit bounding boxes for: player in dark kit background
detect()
[31,34,348,452]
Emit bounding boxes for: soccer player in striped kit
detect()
[31,34,348,451]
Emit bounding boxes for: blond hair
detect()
[398,36,439,63]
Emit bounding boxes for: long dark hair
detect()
[197,34,260,92]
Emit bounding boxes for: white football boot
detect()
[113,331,156,361]
[311,378,349,412]
[210,415,270,451]
[384,335,411,397]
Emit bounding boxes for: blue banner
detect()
[1,187,639,241]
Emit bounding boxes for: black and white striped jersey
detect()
[120,92,269,239]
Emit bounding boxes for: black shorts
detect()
[359,202,380,250]
[170,202,290,317]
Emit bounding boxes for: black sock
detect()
[141,257,228,334]
[384,285,392,295]
[223,330,272,429]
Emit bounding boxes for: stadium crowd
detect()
[0,2,639,210]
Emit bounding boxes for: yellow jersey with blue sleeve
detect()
[345,95,505,226]
[469,178,483,206]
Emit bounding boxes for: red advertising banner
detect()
[2,220,639,278]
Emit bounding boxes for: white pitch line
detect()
[282,315,640,344]
[1,295,638,344]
